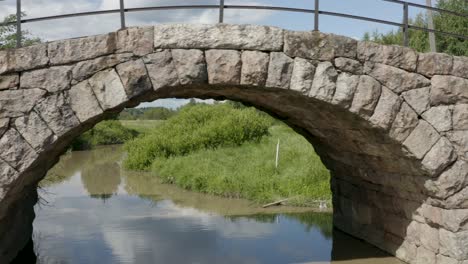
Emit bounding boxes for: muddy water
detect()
[27,145,402,264]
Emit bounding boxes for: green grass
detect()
[120,120,165,135]
[150,124,331,206]
[71,120,138,150]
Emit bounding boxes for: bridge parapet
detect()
[0,24,467,264]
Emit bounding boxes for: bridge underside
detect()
[0,24,467,263]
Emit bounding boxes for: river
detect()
[17,145,402,264]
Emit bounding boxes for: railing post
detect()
[314,0,319,31]
[16,0,22,48]
[119,0,126,29]
[403,2,409,47]
[219,0,225,23]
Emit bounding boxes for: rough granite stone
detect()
[350,75,382,118]
[20,66,72,92]
[334,57,363,74]
[72,53,133,83]
[154,24,283,51]
[6,44,49,73]
[365,62,430,94]
[34,93,81,137]
[88,69,128,110]
[369,86,402,130]
[452,56,468,79]
[240,51,269,87]
[48,33,117,65]
[205,50,241,85]
[0,89,46,118]
[439,229,468,260]
[68,81,104,123]
[14,111,56,152]
[0,74,19,90]
[417,52,453,77]
[419,223,439,253]
[422,137,457,177]
[171,49,208,85]
[0,129,38,171]
[116,59,153,98]
[284,31,334,61]
[402,87,431,115]
[447,131,468,161]
[403,120,440,159]
[425,160,468,199]
[266,52,294,89]
[453,104,468,130]
[0,158,17,188]
[117,26,154,56]
[309,61,338,102]
[357,42,418,71]
[290,57,315,94]
[422,106,453,132]
[416,246,436,264]
[430,75,468,106]
[144,51,180,90]
[0,118,8,137]
[332,73,360,108]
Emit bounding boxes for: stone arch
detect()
[0,24,467,263]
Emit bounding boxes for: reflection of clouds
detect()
[1,0,272,41]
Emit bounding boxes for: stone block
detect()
[402,87,430,115]
[453,104,468,130]
[171,49,208,85]
[422,137,457,177]
[72,53,132,83]
[425,161,468,200]
[205,49,241,85]
[334,57,362,74]
[48,33,117,65]
[34,93,81,137]
[309,61,338,102]
[0,118,8,137]
[430,75,468,106]
[265,52,294,89]
[369,86,402,130]
[240,51,269,87]
[439,229,468,260]
[331,73,360,109]
[154,24,283,51]
[284,31,334,60]
[0,129,38,171]
[403,120,440,159]
[14,111,56,152]
[0,158,17,188]
[0,89,46,118]
[350,75,381,118]
[0,74,19,90]
[144,51,180,90]
[419,223,440,253]
[417,52,453,77]
[7,44,49,72]
[69,81,104,123]
[117,26,154,56]
[290,57,315,94]
[88,69,128,110]
[452,56,468,79]
[116,59,153,98]
[416,246,436,264]
[20,66,72,92]
[422,106,453,132]
[357,41,418,71]
[365,62,430,94]
[446,131,468,160]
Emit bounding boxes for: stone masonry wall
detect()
[0,24,467,263]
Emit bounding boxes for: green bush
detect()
[71,120,138,150]
[124,103,273,170]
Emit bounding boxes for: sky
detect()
[0,0,440,108]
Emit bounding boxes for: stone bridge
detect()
[0,24,467,264]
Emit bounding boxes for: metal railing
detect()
[1,0,467,48]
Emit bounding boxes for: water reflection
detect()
[18,146,402,264]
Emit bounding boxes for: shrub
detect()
[71,120,138,150]
[124,103,273,170]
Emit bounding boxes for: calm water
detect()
[24,146,402,264]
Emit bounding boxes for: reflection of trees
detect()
[81,163,121,200]
[40,146,124,187]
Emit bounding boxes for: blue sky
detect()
[1,0,439,108]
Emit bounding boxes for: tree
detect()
[0,13,41,50]
[363,0,467,56]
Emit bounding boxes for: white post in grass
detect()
[275,139,280,170]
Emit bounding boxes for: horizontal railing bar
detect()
[0,3,466,41]
[382,0,468,18]
[409,24,468,40]
[320,10,403,27]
